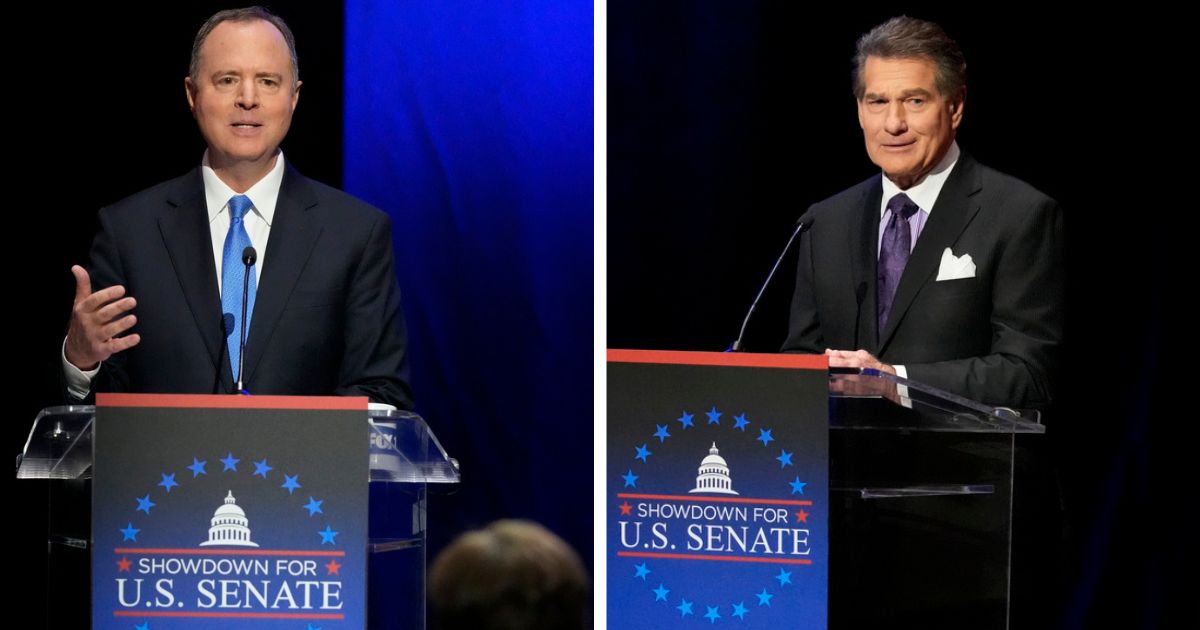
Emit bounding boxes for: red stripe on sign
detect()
[617,551,813,565]
[606,349,826,370]
[114,548,345,556]
[97,393,368,410]
[617,493,813,506]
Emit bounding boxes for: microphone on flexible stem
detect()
[237,246,257,394]
[728,213,814,352]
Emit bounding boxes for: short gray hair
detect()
[189,6,299,88]
[852,16,965,101]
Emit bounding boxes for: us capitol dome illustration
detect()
[199,490,260,547]
[689,442,738,495]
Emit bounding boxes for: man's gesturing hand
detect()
[64,265,141,370]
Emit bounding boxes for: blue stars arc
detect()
[648,408,764,445]
[622,407,809,493]
[121,452,334,548]
[641,558,797,623]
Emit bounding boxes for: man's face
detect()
[185,19,301,170]
[856,56,962,189]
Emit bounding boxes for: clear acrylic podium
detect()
[827,369,1045,630]
[16,405,460,629]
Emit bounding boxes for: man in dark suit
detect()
[62,7,412,408]
[782,16,1063,408]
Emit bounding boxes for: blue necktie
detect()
[877,193,919,334]
[222,194,257,382]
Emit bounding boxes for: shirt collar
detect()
[880,141,960,215]
[202,150,286,226]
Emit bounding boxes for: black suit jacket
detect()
[782,152,1063,407]
[80,165,413,408]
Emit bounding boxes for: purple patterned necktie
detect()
[877,193,919,333]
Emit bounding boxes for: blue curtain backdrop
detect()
[344,1,593,564]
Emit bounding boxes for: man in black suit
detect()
[62,7,412,408]
[782,16,1063,407]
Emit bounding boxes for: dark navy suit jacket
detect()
[81,165,413,408]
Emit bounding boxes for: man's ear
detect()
[290,80,302,113]
[184,76,197,115]
[949,87,965,130]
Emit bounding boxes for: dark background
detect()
[10,2,592,627]
[609,3,1182,629]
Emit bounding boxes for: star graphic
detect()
[704,606,721,624]
[281,474,302,495]
[318,526,339,545]
[135,623,150,630]
[795,509,809,523]
[757,428,775,446]
[187,458,207,478]
[220,452,240,472]
[622,469,639,488]
[733,414,750,431]
[677,411,695,428]
[306,625,322,630]
[775,568,793,586]
[634,444,652,462]
[158,473,178,493]
[253,459,273,478]
[116,557,131,572]
[706,406,721,425]
[136,494,156,514]
[677,599,694,617]
[652,584,670,602]
[731,601,748,619]
[789,477,807,495]
[304,497,324,516]
[776,449,794,468]
[619,502,632,516]
[653,424,671,443]
[120,523,140,542]
[325,559,342,576]
[755,588,774,606]
[633,562,651,580]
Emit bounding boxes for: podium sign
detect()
[607,351,828,628]
[92,394,369,629]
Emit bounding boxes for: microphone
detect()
[237,247,257,393]
[728,213,814,352]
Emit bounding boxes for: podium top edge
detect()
[607,349,827,371]
[95,393,369,410]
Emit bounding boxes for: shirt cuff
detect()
[62,337,100,400]
[893,364,913,408]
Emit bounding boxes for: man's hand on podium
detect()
[826,349,901,404]
[825,349,895,374]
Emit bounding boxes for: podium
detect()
[607,350,1045,630]
[16,395,459,629]
[827,369,1045,629]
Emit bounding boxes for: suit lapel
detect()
[877,152,983,354]
[850,178,882,352]
[158,168,228,390]
[241,166,323,385]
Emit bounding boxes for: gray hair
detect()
[189,6,299,88]
[852,16,966,101]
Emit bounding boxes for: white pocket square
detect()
[936,248,976,281]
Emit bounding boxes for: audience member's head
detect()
[430,519,589,630]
